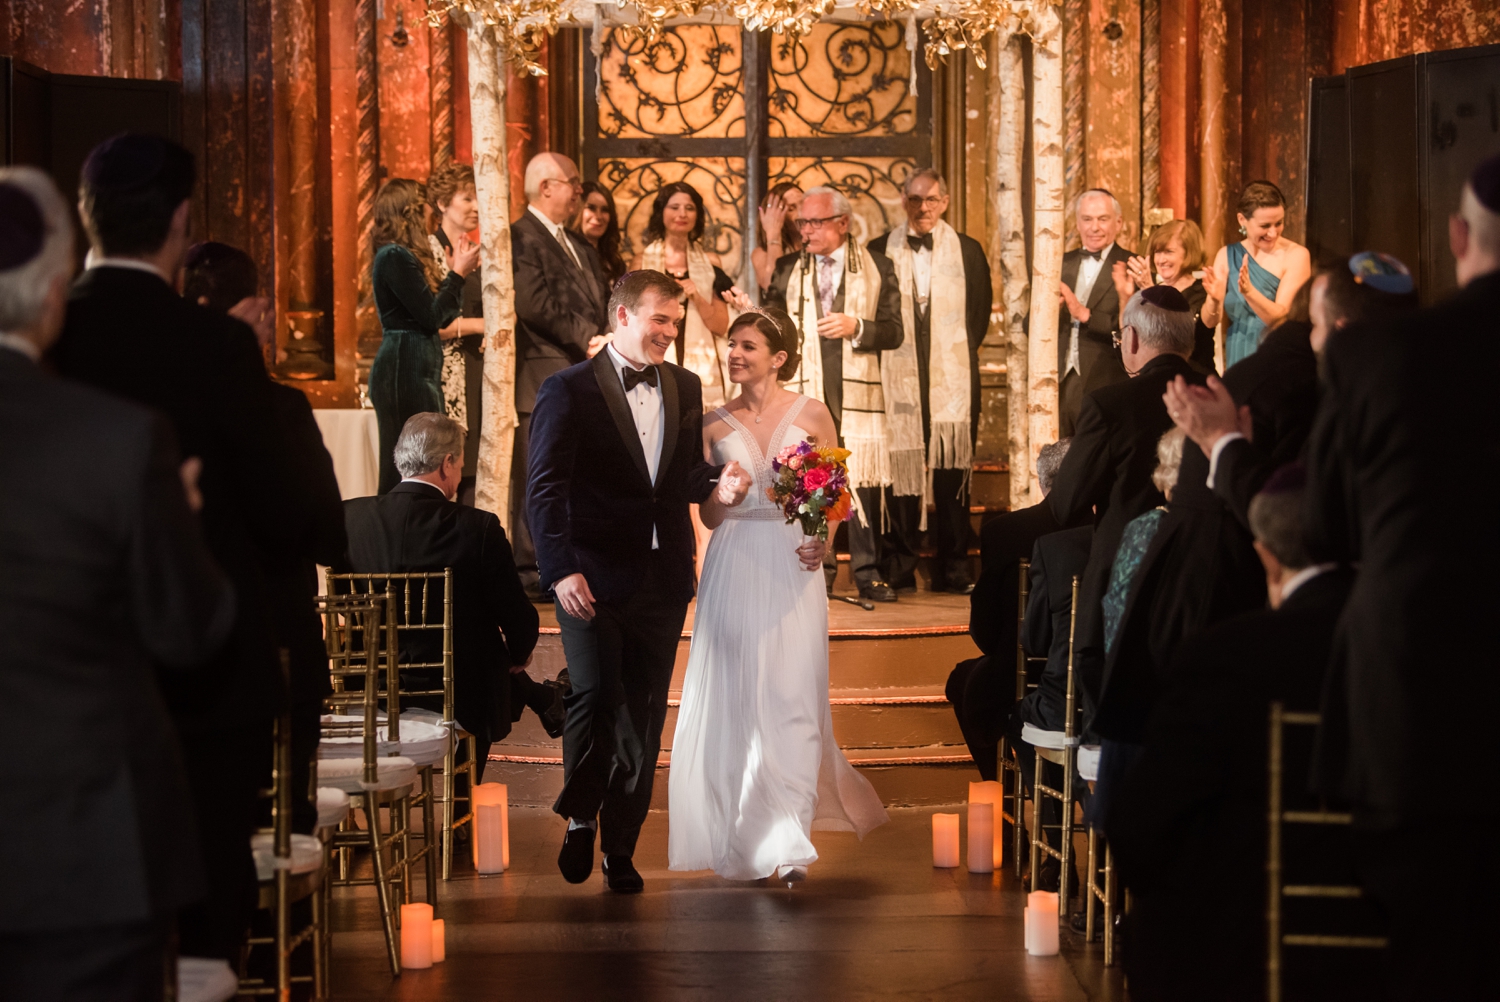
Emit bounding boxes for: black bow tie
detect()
[1081,248,1103,262]
[623,365,658,392]
[907,232,933,252]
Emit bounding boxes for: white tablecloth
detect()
[312,408,380,500]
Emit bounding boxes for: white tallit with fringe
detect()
[641,238,731,410]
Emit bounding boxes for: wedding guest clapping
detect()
[1057,189,1134,434]
[427,161,487,503]
[1111,218,1217,372]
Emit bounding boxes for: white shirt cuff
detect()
[1205,432,1246,490]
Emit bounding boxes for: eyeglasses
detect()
[544,177,584,192]
[905,195,946,208]
[1111,324,1134,349]
[795,215,845,231]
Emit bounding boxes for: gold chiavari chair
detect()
[239,649,328,999]
[1078,745,1116,965]
[1005,559,1049,878]
[316,592,416,977]
[1267,702,1387,1002]
[326,569,469,890]
[1028,575,1081,913]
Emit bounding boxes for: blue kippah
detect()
[1470,152,1500,215]
[0,182,44,271]
[1348,251,1414,295]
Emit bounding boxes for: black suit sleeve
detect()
[1022,540,1052,659]
[1303,360,1358,565]
[1048,395,1112,526]
[968,565,1002,657]
[1212,436,1275,531]
[855,251,905,352]
[279,390,348,566]
[961,234,993,353]
[1081,246,1131,340]
[513,225,602,362]
[480,514,540,666]
[524,374,581,588]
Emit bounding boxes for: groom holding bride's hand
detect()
[527,269,750,892]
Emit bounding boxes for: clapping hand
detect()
[1110,260,1136,306]
[1201,262,1227,304]
[1162,374,1251,455]
[1126,254,1153,289]
[716,460,751,507]
[446,234,481,278]
[1059,281,1090,323]
[795,536,825,572]
[1236,256,1253,298]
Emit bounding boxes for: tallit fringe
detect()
[844,434,892,492]
[928,421,974,472]
[889,448,925,498]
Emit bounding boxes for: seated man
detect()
[342,413,559,776]
[949,439,1070,781]
[1107,464,1360,1001]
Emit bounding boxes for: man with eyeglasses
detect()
[1058,189,1134,436]
[511,152,608,599]
[763,186,905,603]
[868,168,993,595]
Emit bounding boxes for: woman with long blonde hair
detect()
[367,177,479,492]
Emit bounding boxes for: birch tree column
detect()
[1026,1,1065,503]
[992,25,1031,511]
[460,15,519,529]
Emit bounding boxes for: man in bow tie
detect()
[1058,189,1133,435]
[868,169,992,594]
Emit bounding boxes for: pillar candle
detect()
[932,812,960,868]
[967,780,1005,869]
[1025,890,1060,955]
[399,902,433,969]
[473,782,508,875]
[430,918,445,963]
[967,802,994,873]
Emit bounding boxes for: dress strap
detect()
[771,395,811,458]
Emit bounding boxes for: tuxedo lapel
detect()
[1086,246,1130,312]
[591,350,653,487]
[657,365,679,483]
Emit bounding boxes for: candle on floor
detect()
[472,782,508,875]
[430,918,445,963]
[399,903,433,969]
[967,801,994,873]
[967,780,1005,869]
[1024,890,1060,955]
[932,812,960,868]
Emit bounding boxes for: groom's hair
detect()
[394,412,466,478]
[608,269,683,320]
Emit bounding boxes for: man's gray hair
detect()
[1249,488,1311,570]
[1036,438,1072,496]
[393,412,466,478]
[1073,188,1123,218]
[903,167,948,197]
[0,167,75,332]
[802,185,852,219]
[1121,290,1196,355]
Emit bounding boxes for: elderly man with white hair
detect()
[0,167,232,1001]
[1058,188,1134,435]
[763,184,906,603]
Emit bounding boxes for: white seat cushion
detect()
[1077,745,1102,783]
[315,786,351,830]
[178,957,238,1002]
[318,755,419,794]
[1022,722,1080,750]
[319,715,450,767]
[250,833,323,881]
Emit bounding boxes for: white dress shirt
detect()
[911,241,932,307]
[1066,242,1114,377]
[528,204,583,271]
[1205,432,1246,490]
[606,342,664,549]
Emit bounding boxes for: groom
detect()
[527,269,751,891]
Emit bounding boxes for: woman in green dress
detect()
[1201,181,1311,368]
[367,177,478,492]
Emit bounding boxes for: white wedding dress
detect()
[668,395,889,880]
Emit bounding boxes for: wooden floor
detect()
[329,806,1126,1001]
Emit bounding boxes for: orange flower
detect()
[826,490,852,524]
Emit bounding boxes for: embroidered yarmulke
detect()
[1348,251,1414,295]
[0,182,45,271]
[1139,284,1191,313]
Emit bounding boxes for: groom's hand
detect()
[716,460,751,507]
[554,573,596,621]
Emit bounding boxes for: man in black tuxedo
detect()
[868,168,993,593]
[1047,286,1205,738]
[344,413,552,773]
[0,169,232,1001]
[51,134,298,966]
[1300,157,1500,1001]
[1058,189,1133,436]
[528,271,751,891]
[511,152,609,596]
[1109,467,1359,1002]
[949,439,1070,780]
[763,187,905,602]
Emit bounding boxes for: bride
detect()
[668,306,889,884]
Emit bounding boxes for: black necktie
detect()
[623,365,658,392]
[907,232,933,252]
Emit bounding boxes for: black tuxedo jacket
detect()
[342,481,539,747]
[512,209,608,414]
[527,351,721,606]
[762,246,905,429]
[0,348,232,932]
[52,266,297,733]
[1020,526,1095,729]
[1305,270,1500,823]
[1106,568,1356,999]
[1058,243,1134,393]
[1048,352,1205,709]
[969,500,1064,658]
[868,228,992,438]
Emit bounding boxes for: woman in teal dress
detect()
[1201,181,1311,369]
[368,177,479,492]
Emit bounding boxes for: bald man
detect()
[511,152,609,596]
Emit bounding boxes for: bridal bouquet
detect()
[767,441,853,542]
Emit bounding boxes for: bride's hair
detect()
[727,307,801,382]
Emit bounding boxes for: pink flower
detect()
[787,455,804,470]
[803,466,831,491]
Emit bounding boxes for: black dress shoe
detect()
[538,679,567,739]
[558,825,595,884]
[602,854,644,893]
[858,581,898,603]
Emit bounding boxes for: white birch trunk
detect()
[463,18,519,528]
[1026,3,1065,504]
[994,26,1030,512]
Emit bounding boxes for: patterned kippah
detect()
[82,133,167,191]
[1348,251,1414,295]
[0,182,45,271]
[1470,152,1500,214]
[1258,461,1306,497]
[1138,284,1191,313]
